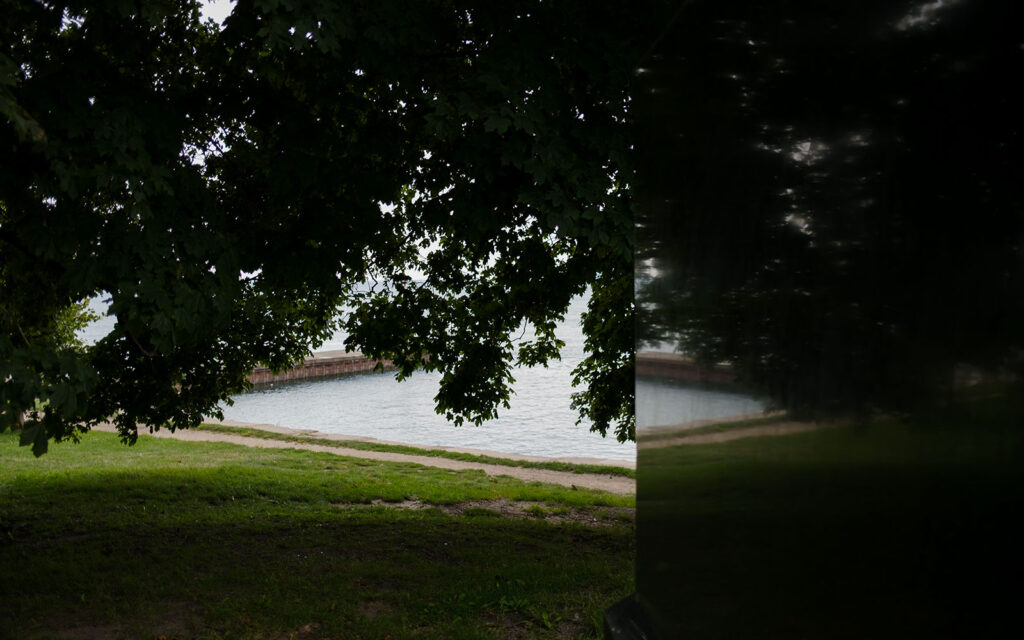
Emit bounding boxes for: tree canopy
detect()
[2,0,652,454]
[636,0,1024,418]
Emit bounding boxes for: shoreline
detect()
[206,417,636,469]
[91,420,636,494]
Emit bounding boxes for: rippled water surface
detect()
[221,296,638,461]
[636,377,764,429]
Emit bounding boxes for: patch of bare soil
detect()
[343,498,634,527]
[355,600,393,621]
[480,610,533,639]
[43,602,201,640]
[275,621,323,640]
[479,608,588,639]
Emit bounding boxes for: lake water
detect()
[219,295,640,461]
[79,296,763,462]
[636,377,764,428]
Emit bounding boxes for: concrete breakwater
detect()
[249,350,395,386]
[253,350,737,389]
[636,351,737,388]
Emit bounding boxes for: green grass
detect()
[637,399,1024,638]
[196,422,636,478]
[0,430,634,639]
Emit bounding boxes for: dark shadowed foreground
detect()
[638,395,1024,638]
[0,432,634,639]
[633,0,1024,636]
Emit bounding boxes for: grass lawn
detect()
[637,399,1024,638]
[0,431,634,640]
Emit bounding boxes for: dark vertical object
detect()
[632,1,1024,638]
[603,593,655,640]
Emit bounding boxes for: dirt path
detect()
[92,423,635,495]
[638,420,823,449]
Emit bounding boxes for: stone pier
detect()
[248,350,396,386]
[636,351,737,387]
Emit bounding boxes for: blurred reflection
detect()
[633,0,1023,637]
